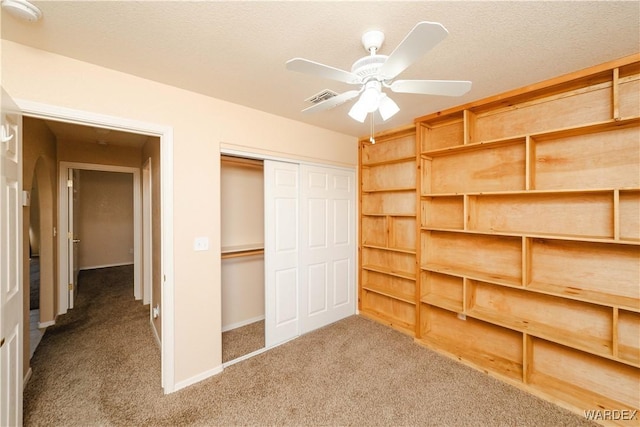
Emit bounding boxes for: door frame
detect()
[142,158,152,306]
[58,162,141,310]
[14,99,176,393]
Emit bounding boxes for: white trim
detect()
[173,366,223,393]
[142,158,152,306]
[15,99,175,394]
[220,145,356,172]
[58,162,141,306]
[222,336,297,368]
[37,320,55,328]
[221,315,264,333]
[79,262,134,271]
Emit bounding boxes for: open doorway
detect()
[21,115,166,387]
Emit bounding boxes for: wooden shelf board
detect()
[420,295,463,313]
[421,263,522,288]
[361,187,416,193]
[362,264,416,281]
[421,187,640,200]
[361,156,416,168]
[529,116,640,142]
[527,371,639,414]
[618,344,640,367]
[361,244,416,255]
[362,285,415,305]
[421,227,640,246]
[421,117,639,158]
[467,307,616,363]
[527,281,640,313]
[417,335,523,381]
[359,309,415,336]
[422,135,526,157]
[361,212,415,217]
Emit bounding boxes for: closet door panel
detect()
[300,165,356,333]
[264,161,300,347]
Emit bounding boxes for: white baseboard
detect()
[38,319,55,328]
[80,262,134,270]
[173,365,223,392]
[221,315,265,333]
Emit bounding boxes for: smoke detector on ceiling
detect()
[1,0,42,22]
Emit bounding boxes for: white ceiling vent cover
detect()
[305,89,338,104]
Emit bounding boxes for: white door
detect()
[299,165,356,333]
[0,89,23,427]
[67,169,80,309]
[264,160,299,347]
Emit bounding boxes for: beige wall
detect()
[2,40,357,387]
[142,138,162,338]
[77,170,134,269]
[22,116,58,377]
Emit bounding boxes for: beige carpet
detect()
[24,265,598,426]
[223,320,265,363]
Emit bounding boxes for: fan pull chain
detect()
[369,113,376,144]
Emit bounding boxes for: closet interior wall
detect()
[358,55,640,422]
[220,156,265,332]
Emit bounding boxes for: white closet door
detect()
[299,165,355,333]
[264,160,299,347]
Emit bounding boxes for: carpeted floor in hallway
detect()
[24,265,597,426]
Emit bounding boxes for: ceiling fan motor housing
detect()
[351,55,388,82]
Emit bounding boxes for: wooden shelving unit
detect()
[359,126,418,336]
[359,54,640,424]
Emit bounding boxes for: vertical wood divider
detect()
[464,109,476,145]
[357,139,364,312]
[612,68,620,120]
[523,333,533,384]
[613,189,620,240]
[612,307,619,358]
[415,124,423,339]
[522,237,532,288]
[462,277,469,314]
[526,136,535,191]
[386,215,392,249]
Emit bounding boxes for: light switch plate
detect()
[194,237,209,251]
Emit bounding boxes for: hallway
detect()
[23,265,162,425]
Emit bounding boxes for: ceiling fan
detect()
[286,21,471,123]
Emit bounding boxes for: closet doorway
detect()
[221,155,265,363]
[220,151,357,365]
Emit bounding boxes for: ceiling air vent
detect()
[305,89,338,104]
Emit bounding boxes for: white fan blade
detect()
[379,21,448,80]
[301,89,361,114]
[286,58,362,84]
[390,80,472,96]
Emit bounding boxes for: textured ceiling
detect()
[2,1,639,138]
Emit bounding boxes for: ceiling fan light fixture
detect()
[360,87,380,113]
[348,100,368,123]
[378,94,400,121]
